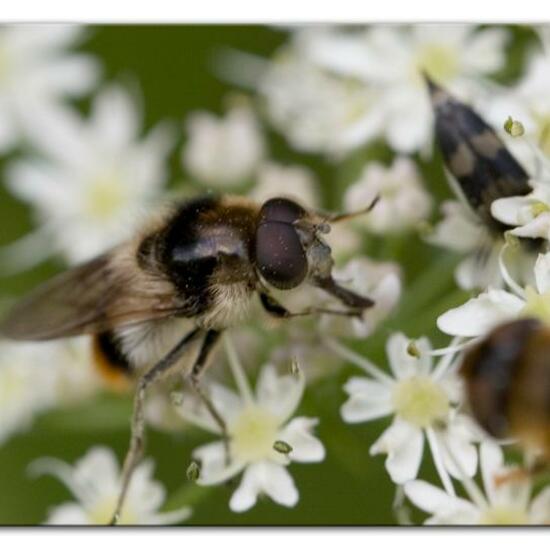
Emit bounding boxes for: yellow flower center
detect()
[379,179,402,199]
[520,286,550,324]
[392,376,450,428]
[480,505,529,525]
[230,406,280,463]
[342,78,374,124]
[86,175,128,220]
[0,367,27,405]
[530,201,550,218]
[416,44,460,83]
[87,495,137,525]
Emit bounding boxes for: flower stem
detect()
[499,243,526,298]
[325,338,394,385]
[439,436,488,509]
[426,428,456,497]
[224,333,255,405]
[430,337,463,380]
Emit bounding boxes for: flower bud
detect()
[273,440,293,454]
[186,461,201,482]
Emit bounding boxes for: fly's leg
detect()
[494,460,549,488]
[110,327,201,525]
[186,330,230,463]
[259,291,367,320]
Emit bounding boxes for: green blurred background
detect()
[0,25,538,525]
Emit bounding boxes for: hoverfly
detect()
[1,193,376,523]
[461,318,550,474]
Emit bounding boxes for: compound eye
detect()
[259,197,306,224]
[255,222,307,290]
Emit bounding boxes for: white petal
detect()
[277,417,325,463]
[491,196,531,226]
[256,364,304,423]
[17,104,88,167]
[384,92,431,153]
[341,377,393,423]
[370,419,424,484]
[480,440,505,504]
[439,418,479,479]
[511,213,550,240]
[178,384,243,434]
[437,289,524,337]
[207,384,244,426]
[5,160,73,213]
[529,486,550,523]
[229,462,298,512]
[90,85,140,150]
[71,447,121,497]
[193,440,245,486]
[8,24,85,54]
[45,503,90,525]
[534,252,550,294]
[455,245,502,291]
[0,110,18,152]
[150,506,192,526]
[405,480,477,517]
[427,200,482,253]
[28,55,100,98]
[126,459,164,516]
[386,332,432,379]
[462,28,509,74]
[481,440,531,510]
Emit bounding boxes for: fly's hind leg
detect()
[494,460,549,488]
[110,327,202,525]
[186,330,231,463]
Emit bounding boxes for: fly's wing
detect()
[0,247,182,341]
[426,76,530,230]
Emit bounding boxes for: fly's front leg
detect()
[110,327,202,525]
[259,291,366,320]
[186,330,230,463]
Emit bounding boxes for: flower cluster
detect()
[1,23,550,526]
[253,25,509,156]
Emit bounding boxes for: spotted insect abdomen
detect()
[427,77,530,230]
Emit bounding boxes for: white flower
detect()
[177,338,325,513]
[335,333,478,489]
[537,25,550,51]
[427,200,503,290]
[0,341,58,444]
[183,103,264,187]
[259,50,384,156]
[30,446,191,525]
[0,338,98,445]
[492,180,550,241]
[320,257,401,338]
[296,25,509,153]
[250,161,319,207]
[4,84,174,265]
[427,199,531,291]
[481,50,550,163]
[0,24,100,152]
[323,223,363,261]
[438,251,550,338]
[405,441,550,524]
[343,157,432,234]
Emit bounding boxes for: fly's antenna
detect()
[326,195,380,224]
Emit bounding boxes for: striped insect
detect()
[0,193,376,523]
